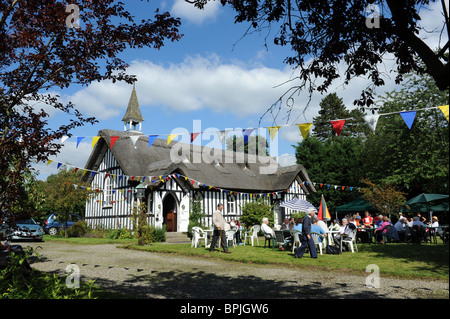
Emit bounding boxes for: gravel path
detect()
[24,241,448,299]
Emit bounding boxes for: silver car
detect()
[9,218,44,241]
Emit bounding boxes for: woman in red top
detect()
[363,211,373,228]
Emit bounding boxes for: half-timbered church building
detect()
[83,86,316,232]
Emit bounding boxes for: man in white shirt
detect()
[261,217,275,237]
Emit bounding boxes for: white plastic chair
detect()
[191,227,207,248]
[340,229,358,253]
[245,225,260,246]
[290,229,302,253]
[226,230,237,248]
[311,232,324,255]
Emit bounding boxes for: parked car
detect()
[8,218,44,241]
[44,213,83,235]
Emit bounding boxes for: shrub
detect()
[149,225,166,242]
[106,228,134,240]
[67,220,89,237]
[240,199,274,229]
[188,200,205,239]
[0,247,96,299]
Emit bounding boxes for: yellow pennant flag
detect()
[47,160,53,166]
[92,136,101,148]
[268,126,281,141]
[438,105,449,122]
[167,134,178,145]
[298,123,313,139]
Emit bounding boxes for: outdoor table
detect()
[357,227,376,244]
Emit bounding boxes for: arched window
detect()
[227,194,236,214]
[103,176,112,206]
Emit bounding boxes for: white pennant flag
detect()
[61,136,69,144]
[216,130,231,145]
[130,135,140,148]
[364,114,380,133]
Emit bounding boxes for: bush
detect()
[0,247,96,299]
[188,200,205,239]
[149,225,166,242]
[67,220,89,237]
[106,228,134,240]
[240,199,274,229]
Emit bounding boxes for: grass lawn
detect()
[123,238,449,281]
[41,235,449,281]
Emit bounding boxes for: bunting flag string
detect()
[46,160,366,201]
[57,105,448,148]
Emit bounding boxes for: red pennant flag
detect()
[74,167,79,173]
[330,120,346,136]
[191,133,200,143]
[110,136,119,148]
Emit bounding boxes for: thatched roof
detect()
[83,129,316,194]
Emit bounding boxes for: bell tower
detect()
[122,83,144,133]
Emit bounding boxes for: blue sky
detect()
[34,0,448,180]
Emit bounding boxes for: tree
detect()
[312,93,370,140]
[188,0,449,116]
[361,72,449,196]
[295,136,366,209]
[360,179,407,220]
[0,1,182,219]
[225,135,269,155]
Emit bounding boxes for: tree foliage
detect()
[188,0,449,119]
[0,1,182,218]
[360,178,407,217]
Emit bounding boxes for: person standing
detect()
[209,203,231,254]
[295,208,318,258]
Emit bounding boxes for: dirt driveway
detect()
[23,241,448,299]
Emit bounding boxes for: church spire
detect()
[122,82,144,133]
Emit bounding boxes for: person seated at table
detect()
[394,217,407,241]
[316,218,328,233]
[431,216,439,227]
[311,218,327,243]
[261,217,285,250]
[375,216,392,243]
[363,211,373,228]
[412,216,425,227]
[329,219,340,231]
[280,218,291,230]
[353,214,361,227]
[407,217,414,228]
[332,218,356,251]
[293,218,303,233]
[289,217,295,230]
[375,215,384,228]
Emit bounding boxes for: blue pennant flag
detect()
[76,136,85,148]
[148,135,158,147]
[400,111,417,129]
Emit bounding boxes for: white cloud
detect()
[64,54,293,120]
[33,141,93,180]
[417,1,449,50]
[277,153,297,167]
[171,0,221,25]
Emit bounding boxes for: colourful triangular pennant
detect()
[438,105,449,122]
[167,134,178,145]
[298,123,313,139]
[190,133,200,143]
[110,136,119,148]
[76,136,85,148]
[399,111,417,129]
[268,126,281,141]
[148,135,157,147]
[330,120,346,136]
[92,136,101,148]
